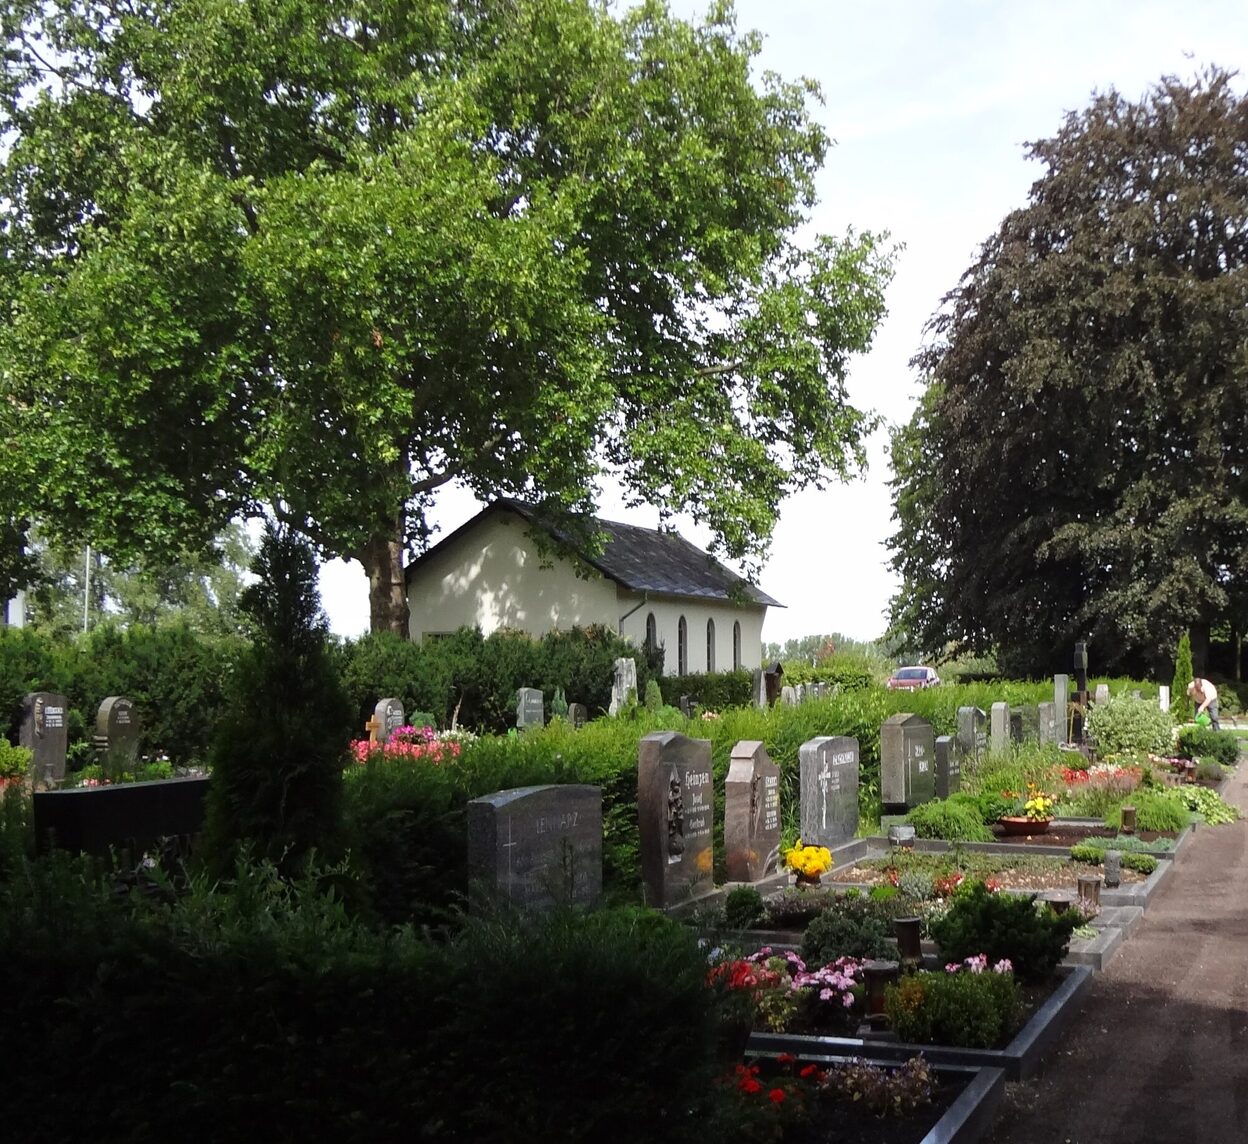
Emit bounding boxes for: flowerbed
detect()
[348,724,471,766]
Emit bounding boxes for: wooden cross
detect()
[365,714,383,744]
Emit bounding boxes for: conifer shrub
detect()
[1172,632,1194,722]
[1176,725,1240,766]
[905,797,994,842]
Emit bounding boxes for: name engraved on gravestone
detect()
[880,715,935,809]
[95,696,141,764]
[934,736,960,799]
[638,732,715,909]
[989,702,1010,755]
[799,736,859,847]
[467,785,602,911]
[567,702,588,730]
[516,688,544,732]
[374,698,405,742]
[609,657,638,716]
[724,740,782,882]
[1054,675,1070,742]
[956,706,987,766]
[20,691,69,785]
[1038,702,1058,746]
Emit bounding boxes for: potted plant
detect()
[783,840,833,886]
[998,786,1056,835]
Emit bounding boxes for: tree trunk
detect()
[360,516,409,637]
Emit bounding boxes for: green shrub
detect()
[723,886,765,930]
[972,791,1015,824]
[884,967,1020,1048]
[897,870,934,901]
[1085,694,1174,756]
[1104,790,1191,833]
[657,670,752,711]
[800,896,898,963]
[1070,844,1158,875]
[905,798,994,842]
[643,679,663,712]
[0,740,32,780]
[1172,632,1194,722]
[1193,760,1226,782]
[929,881,1078,983]
[1176,726,1240,765]
[1165,785,1239,825]
[764,888,837,930]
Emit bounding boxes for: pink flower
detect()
[993,958,1014,975]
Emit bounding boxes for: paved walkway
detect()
[985,763,1248,1144]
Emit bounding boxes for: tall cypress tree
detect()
[1172,632,1195,724]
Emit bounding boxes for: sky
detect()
[318,0,1248,647]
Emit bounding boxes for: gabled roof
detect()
[404,498,781,608]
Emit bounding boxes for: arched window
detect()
[733,621,742,670]
[706,618,716,673]
[645,612,657,653]
[677,615,688,675]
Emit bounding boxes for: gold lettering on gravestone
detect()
[763,774,779,833]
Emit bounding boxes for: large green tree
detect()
[889,68,1248,677]
[0,0,893,634]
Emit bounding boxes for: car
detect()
[886,666,941,691]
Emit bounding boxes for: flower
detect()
[768,1088,786,1104]
[783,840,833,879]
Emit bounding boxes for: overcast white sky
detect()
[319,0,1248,646]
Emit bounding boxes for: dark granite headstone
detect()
[955,706,986,766]
[467,785,602,911]
[33,777,208,859]
[763,662,784,707]
[934,735,960,799]
[799,735,859,847]
[724,740,781,882]
[516,687,544,732]
[880,714,935,810]
[1009,707,1024,744]
[20,691,69,786]
[95,696,141,764]
[374,697,405,742]
[638,732,714,909]
[989,702,1010,755]
[567,702,588,729]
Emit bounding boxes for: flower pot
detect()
[793,872,823,888]
[998,815,1051,836]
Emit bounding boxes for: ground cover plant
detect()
[884,956,1021,1048]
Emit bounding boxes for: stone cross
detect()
[365,714,384,744]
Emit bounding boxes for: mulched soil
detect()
[827,858,1147,893]
[984,825,1176,849]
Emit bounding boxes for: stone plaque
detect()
[1095,683,1110,705]
[1038,701,1058,746]
[374,698,405,742]
[516,687,544,732]
[934,735,960,799]
[96,696,141,764]
[609,657,637,716]
[1054,675,1070,741]
[20,691,69,786]
[799,736,859,848]
[989,702,1010,755]
[467,785,602,911]
[724,740,781,882]
[638,732,715,909]
[567,702,588,729]
[780,685,797,706]
[880,715,935,809]
[955,706,986,766]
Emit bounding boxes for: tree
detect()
[889,68,1248,677]
[1172,630,1195,722]
[0,0,894,635]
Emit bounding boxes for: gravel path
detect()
[983,762,1248,1144]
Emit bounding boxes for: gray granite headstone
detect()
[880,714,935,809]
[638,732,715,909]
[1159,685,1170,713]
[724,740,781,882]
[989,702,1010,755]
[751,668,767,710]
[516,688,544,732]
[374,697,405,742]
[799,736,859,848]
[1095,683,1110,705]
[20,692,69,786]
[1054,675,1070,741]
[467,784,602,911]
[1038,701,1058,746]
[955,706,986,766]
[1103,850,1122,889]
[95,696,141,764]
[934,735,960,799]
[567,702,588,729]
[609,657,638,716]
[780,685,797,706]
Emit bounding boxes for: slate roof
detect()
[404,498,781,608]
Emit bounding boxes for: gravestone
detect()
[880,715,935,810]
[567,702,588,730]
[1009,707,1024,743]
[1054,675,1070,741]
[1038,701,1059,746]
[1103,850,1122,889]
[1095,683,1110,705]
[374,698,405,743]
[95,697,141,765]
[609,657,637,716]
[20,691,69,786]
[955,706,986,766]
[467,785,602,911]
[679,695,693,719]
[638,732,715,909]
[1072,642,1090,744]
[724,740,781,882]
[780,685,798,707]
[934,735,960,799]
[763,662,784,706]
[799,736,859,848]
[751,668,768,710]
[989,702,1010,754]
[516,687,544,733]
[1159,685,1170,713]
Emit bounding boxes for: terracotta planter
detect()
[998,815,1051,836]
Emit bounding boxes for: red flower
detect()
[777,1052,796,1065]
[768,1088,786,1104]
[799,1064,822,1080]
[740,1078,763,1095]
